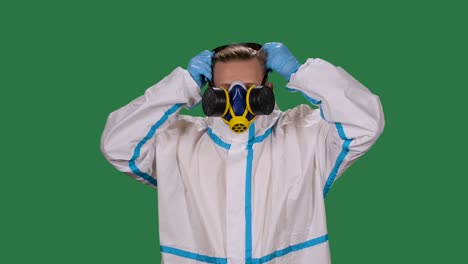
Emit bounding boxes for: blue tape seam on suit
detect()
[129,103,183,187]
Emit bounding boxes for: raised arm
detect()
[100,50,214,189]
[263,42,385,197]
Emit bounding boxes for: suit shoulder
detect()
[165,114,207,133]
[277,104,321,128]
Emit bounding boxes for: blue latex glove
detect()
[262,42,301,81]
[187,50,214,88]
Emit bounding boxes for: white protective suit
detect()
[100,58,385,264]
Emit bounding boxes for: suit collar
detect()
[205,104,281,144]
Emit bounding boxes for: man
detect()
[100,42,385,264]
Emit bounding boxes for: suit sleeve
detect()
[100,67,201,189]
[286,58,385,197]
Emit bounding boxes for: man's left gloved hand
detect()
[187,50,214,88]
[262,42,301,82]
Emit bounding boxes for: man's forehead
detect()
[213,59,264,87]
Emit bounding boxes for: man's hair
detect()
[213,45,267,73]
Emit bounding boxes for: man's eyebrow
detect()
[218,82,257,88]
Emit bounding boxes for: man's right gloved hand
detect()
[187,50,214,88]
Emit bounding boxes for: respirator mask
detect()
[202,81,275,134]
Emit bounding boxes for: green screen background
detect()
[1,0,466,263]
